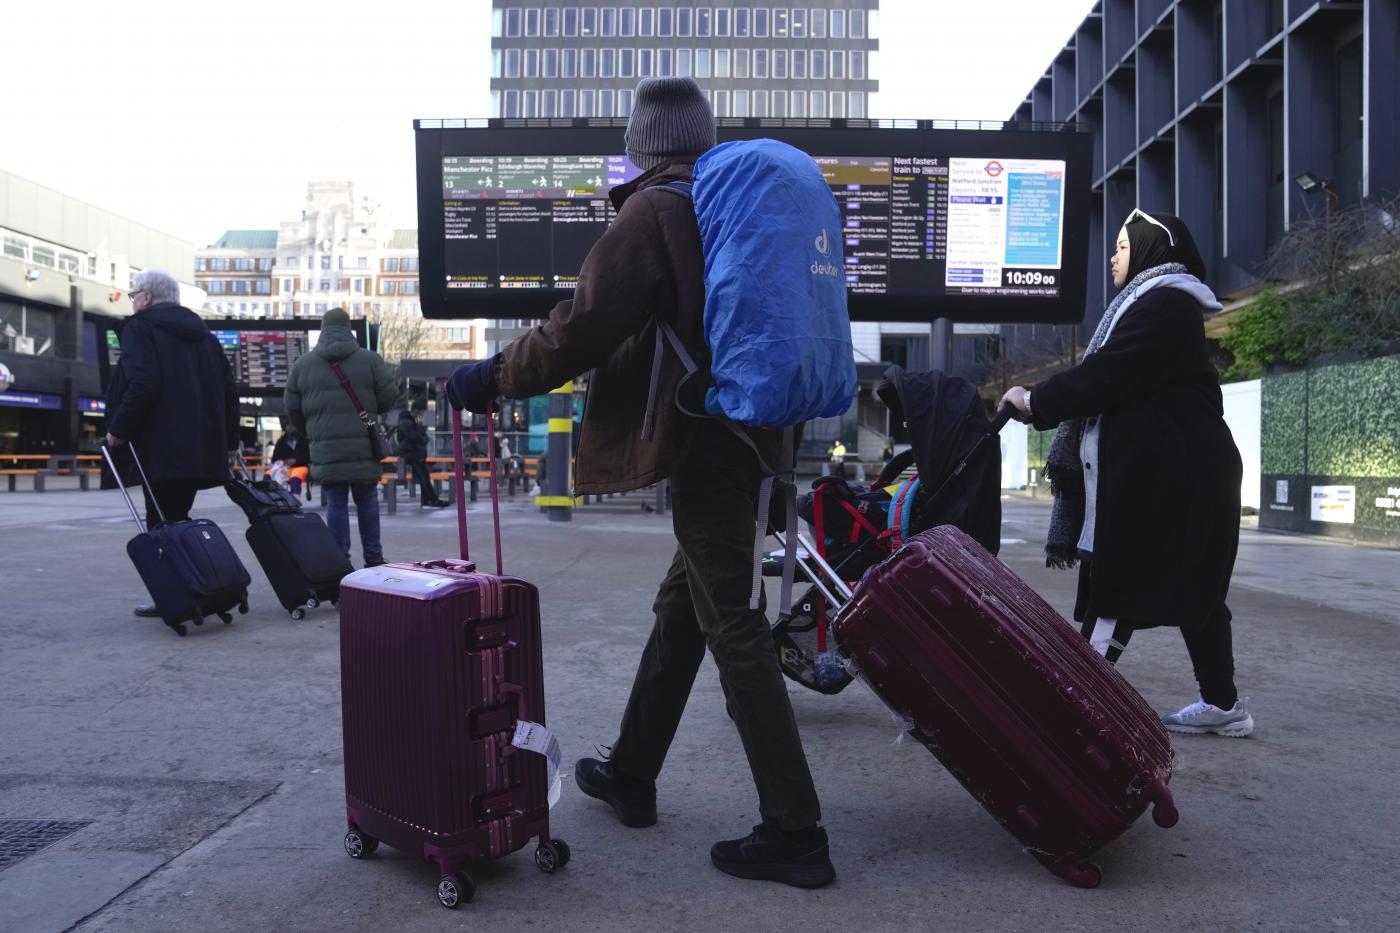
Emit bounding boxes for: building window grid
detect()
[524,7,539,37]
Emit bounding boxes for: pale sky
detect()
[2,0,1095,247]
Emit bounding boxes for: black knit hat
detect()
[624,77,716,171]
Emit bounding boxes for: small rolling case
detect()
[829,523,1178,887]
[101,443,250,637]
[227,459,351,619]
[337,408,567,909]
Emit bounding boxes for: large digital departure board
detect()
[416,120,1093,324]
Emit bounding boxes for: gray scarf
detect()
[1044,262,1188,568]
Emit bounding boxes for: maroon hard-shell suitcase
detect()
[834,524,1178,888]
[338,409,567,909]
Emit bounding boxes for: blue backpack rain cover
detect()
[682,139,856,427]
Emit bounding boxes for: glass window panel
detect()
[678,48,692,77]
[640,8,654,35]
[714,89,730,117]
[505,8,521,36]
[563,7,578,36]
[561,88,577,116]
[849,91,866,118]
[544,8,559,36]
[601,48,615,77]
[506,48,521,78]
[715,8,730,36]
[504,89,520,117]
[754,8,769,36]
[753,48,768,79]
[620,47,635,77]
[620,7,635,36]
[582,8,597,36]
[831,92,846,118]
[544,48,558,77]
[734,48,749,78]
[658,47,673,74]
[619,88,633,116]
[525,8,540,36]
[791,8,807,37]
[639,48,654,76]
[696,8,712,36]
[811,49,826,79]
[600,88,616,116]
[773,48,787,79]
[850,9,865,38]
[734,89,750,117]
[850,50,865,80]
[492,8,503,36]
[523,90,539,117]
[811,91,827,117]
[695,47,712,78]
[790,90,806,117]
[774,8,789,36]
[831,49,845,79]
[542,88,558,116]
[811,8,825,37]
[734,8,750,36]
[773,89,787,116]
[677,8,692,36]
[580,90,595,117]
[715,48,731,77]
[601,7,617,36]
[524,49,539,77]
[792,48,806,78]
[582,48,597,77]
[830,9,845,38]
[492,49,502,78]
[658,7,673,36]
[563,48,578,77]
[754,90,769,117]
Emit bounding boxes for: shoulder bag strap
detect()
[329,360,374,428]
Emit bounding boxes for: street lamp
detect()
[1294,171,1339,221]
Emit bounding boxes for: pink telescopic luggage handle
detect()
[450,402,504,575]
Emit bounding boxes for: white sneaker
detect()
[1162,697,1254,738]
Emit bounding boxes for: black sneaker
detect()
[574,758,657,828]
[710,824,835,889]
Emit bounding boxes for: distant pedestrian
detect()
[285,308,397,568]
[270,423,309,495]
[445,76,833,888]
[395,403,447,509]
[102,270,240,618]
[1000,209,1251,737]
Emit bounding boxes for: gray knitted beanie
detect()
[624,77,716,171]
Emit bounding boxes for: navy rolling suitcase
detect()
[102,443,251,637]
[227,460,351,619]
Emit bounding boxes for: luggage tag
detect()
[511,721,562,808]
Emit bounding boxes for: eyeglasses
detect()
[1125,208,1176,247]
[128,289,145,299]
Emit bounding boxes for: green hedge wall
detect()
[1262,355,1400,478]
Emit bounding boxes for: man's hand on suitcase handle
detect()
[106,433,126,447]
[998,388,1033,424]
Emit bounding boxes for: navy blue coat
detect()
[103,304,239,490]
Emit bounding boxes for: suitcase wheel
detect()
[217,611,233,625]
[1051,856,1103,889]
[305,597,321,610]
[436,871,474,909]
[534,838,570,873]
[170,623,188,637]
[1148,778,1179,828]
[238,601,249,615]
[193,617,205,627]
[291,608,306,621]
[342,830,378,859]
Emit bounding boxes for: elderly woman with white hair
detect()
[103,269,241,617]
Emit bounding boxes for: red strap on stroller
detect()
[812,488,828,653]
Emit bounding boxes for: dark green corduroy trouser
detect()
[609,421,822,831]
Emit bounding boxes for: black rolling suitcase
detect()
[226,459,351,619]
[101,443,251,637]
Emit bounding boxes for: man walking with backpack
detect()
[447,77,838,888]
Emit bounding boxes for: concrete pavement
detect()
[1,487,1398,932]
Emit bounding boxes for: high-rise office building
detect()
[490,2,880,119]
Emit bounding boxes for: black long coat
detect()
[1030,287,1242,630]
[103,304,239,490]
[395,411,428,462]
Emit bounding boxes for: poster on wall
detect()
[1310,485,1356,524]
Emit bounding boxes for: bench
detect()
[0,469,45,492]
[0,455,56,492]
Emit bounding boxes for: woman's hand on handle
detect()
[999,386,1034,424]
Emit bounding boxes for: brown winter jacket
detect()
[496,158,709,495]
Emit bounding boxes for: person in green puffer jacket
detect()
[285,308,397,567]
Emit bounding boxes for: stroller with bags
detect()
[771,366,1006,694]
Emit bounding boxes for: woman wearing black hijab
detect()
[1000,210,1251,737]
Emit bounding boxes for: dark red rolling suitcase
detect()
[337,409,567,909]
[832,524,1178,888]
